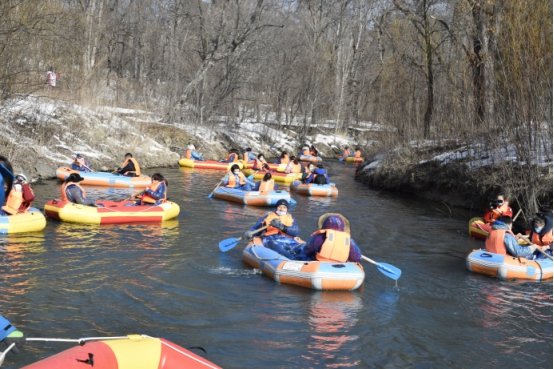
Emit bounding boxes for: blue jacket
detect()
[491,221,535,258]
[144,182,167,204]
[307,168,329,184]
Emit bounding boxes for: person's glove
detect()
[243,231,254,239]
[270,218,286,231]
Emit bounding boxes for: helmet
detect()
[318,213,350,232]
[15,173,27,182]
[275,199,289,209]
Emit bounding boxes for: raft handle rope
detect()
[0,343,15,367]
[143,335,220,369]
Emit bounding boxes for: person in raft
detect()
[183,144,203,161]
[301,163,316,183]
[223,149,240,163]
[115,153,141,177]
[253,172,275,194]
[242,147,257,162]
[483,193,513,224]
[222,164,252,191]
[2,174,35,215]
[71,153,93,172]
[253,153,270,171]
[516,216,553,249]
[278,151,290,165]
[137,173,167,205]
[0,156,14,208]
[285,156,302,174]
[244,199,301,257]
[306,163,330,185]
[290,213,362,263]
[61,173,95,206]
[486,216,550,259]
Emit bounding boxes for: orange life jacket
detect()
[226,172,246,188]
[119,157,141,176]
[280,155,289,165]
[2,187,23,215]
[61,182,87,203]
[263,212,294,236]
[258,179,274,194]
[311,229,351,262]
[485,229,508,255]
[483,203,512,223]
[184,149,192,159]
[531,229,553,246]
[354,150,361,158]
[141,181,166,204]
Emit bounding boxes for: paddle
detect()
[0,343,15,366]
[208,180,223,199]
[517,237,553,260]
[361,255,402,281]
[219,225,268,252]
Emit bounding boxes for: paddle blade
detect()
[376,262,402,281]
[218,237,241,252]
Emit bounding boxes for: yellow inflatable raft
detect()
[0,208,46,234]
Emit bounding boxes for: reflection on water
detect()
[304,292,362,368]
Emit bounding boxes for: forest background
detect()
[0,0,551,219]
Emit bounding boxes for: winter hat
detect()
[15,174,27,182]
[318,213,350,233]
[275,199,289,209]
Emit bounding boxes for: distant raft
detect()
[291,181,338,197]
[56,167,151,188]
[241,161,288,172]
[242,238,365,290]
[21,334,221,369]
[298,154,322,164]
[242,168,302,184]
[44,200,180,224]
[468,217,490,239]
[212,186,296,207]
[178,158,243,171]
[344,156,364,163]
[0,208,46,234]
[466,249,553,281]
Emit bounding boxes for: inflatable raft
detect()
[242,238,365,290]
[242,169,301,184]
[344,156,364,163]
[56,167,151,188]
[212,186,296,207]
[291,181,338,197]
[21,334,221,369]
[466,249,553,281]
[298,154,322,164]
[468,217,490,239]
[0,208,46,234]
[44,200,180,224]
[178,158,243,170]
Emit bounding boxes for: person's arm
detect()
[505,234,534,258]
[301,234,323,260]
[282,219,299,237]
[145,183,166,201]
[348,238,362,262]
[221,174,230,186]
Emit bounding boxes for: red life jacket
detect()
[141,181,166,204]
[61,182,87,203]
[311,229,351,262]
[483,203,513,223]
[263,212,294,236]
[485,229,508,255]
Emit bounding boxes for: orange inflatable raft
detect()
[21,334,221,369]
[466,249,553,281]
[242,168,301,184]
[44,200,180,224]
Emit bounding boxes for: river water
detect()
[0,162,551,368]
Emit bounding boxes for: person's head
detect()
[280,151,288,158]
[15,174,27,183]
[344,146,349,150]
[497,215,513,228]
[151,173,164,182]
[318,213,350,233]
[187,144,196,150]
[317,163,324,169]
[308,163,315,172]
[489,194,507,209]
[293,157,299,164]
[532,217,546,233]
[125,153,133,158]
[245,147,252,152]
[257,153,264,160]
[75,153,83,159]
[263,172,272,181]
[355,147,360,151]
[230,164,240,174]
[275,199,289,216]
[66,173,84,183]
